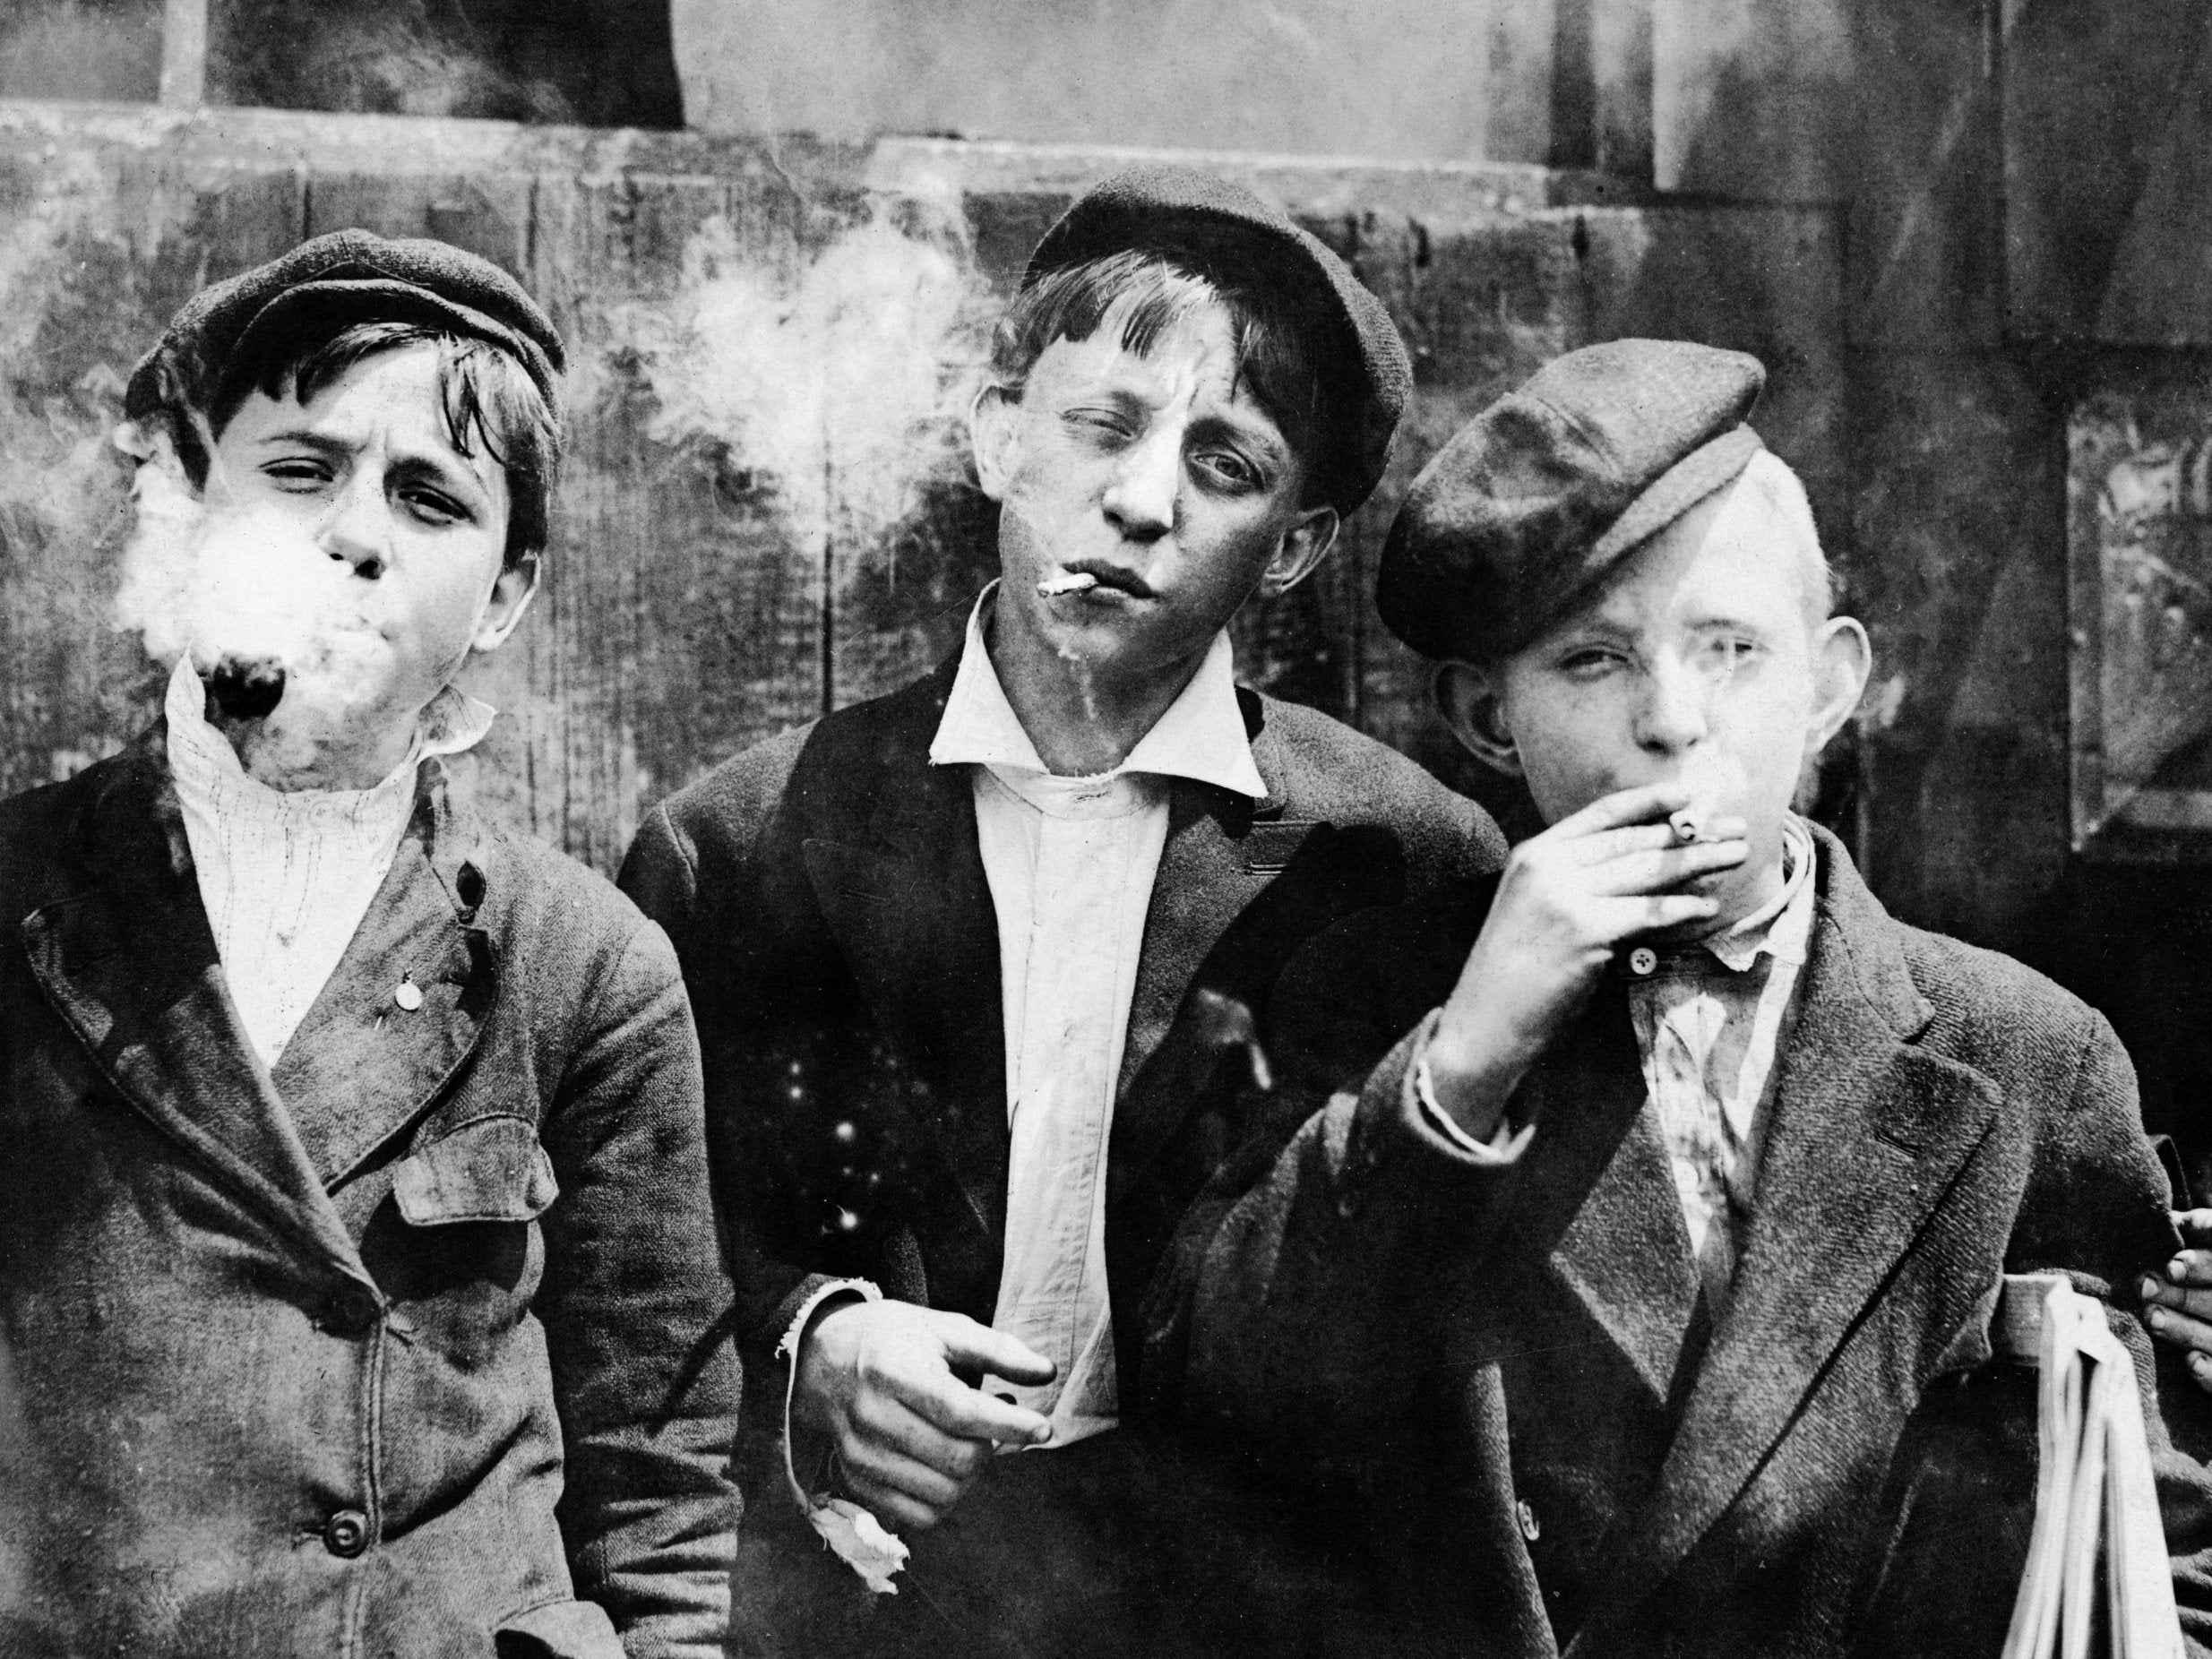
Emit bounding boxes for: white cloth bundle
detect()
[2001,1274,2182,1659]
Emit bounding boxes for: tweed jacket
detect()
[0,729,743,1659]
[1154,828,2212,1659]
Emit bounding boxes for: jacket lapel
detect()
[1107,692,1327,1190]
[1509,985,1703,1406]
[20,733,364,1278]
[271,765,499,1189]
[799,663,1010,1247]
[1570,832,2002,1642]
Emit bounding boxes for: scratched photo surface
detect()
[4,0,2212,1646]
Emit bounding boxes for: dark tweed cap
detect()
[1024,164,1413,515]
[1376,339,1767,662]
[124,228,565,435]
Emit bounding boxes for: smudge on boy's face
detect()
[116,343,520,778]
[1493,478,1847,929]
[977,296,1317,703]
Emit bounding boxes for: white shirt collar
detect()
[927,583,1268,801]
[163,653,497,807]
[1703,814,1819,974]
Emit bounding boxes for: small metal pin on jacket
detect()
[393,974,424,1012]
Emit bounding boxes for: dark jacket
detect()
[617,649,1503,1656]
[0,730,743,1659]
[1153,827,2212,1659]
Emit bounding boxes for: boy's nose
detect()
[316,474,391,579]
[1100,427,1179,543]
[1634,656,1710,753]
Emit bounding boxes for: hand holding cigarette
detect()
[1421,783,1748,1143]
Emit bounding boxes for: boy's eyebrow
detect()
[1683,608,1776,634]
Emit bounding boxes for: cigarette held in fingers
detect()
[1668,808,1705,846]
[1037,572,1098,597]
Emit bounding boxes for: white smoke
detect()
[110,421,407,770]
[613,193,996,575]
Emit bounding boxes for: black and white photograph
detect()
[2,3,2211,1655]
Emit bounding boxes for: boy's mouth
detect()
[202,655,286,721]
[1062,560,1156,600]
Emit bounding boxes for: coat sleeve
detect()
[535,914,745,1659]
[1143,884,1528,1472]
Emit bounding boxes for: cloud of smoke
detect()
[612,193,997,581]
[110,425,425,768]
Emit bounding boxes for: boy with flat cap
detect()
[620,166,1502,1655]
[1151,339,2212,1655]
[0,233,741,1658]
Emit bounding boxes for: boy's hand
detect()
[1424,782,1747,1143]
[2143,1208,2212,1395]
[794,1298,1055,1531]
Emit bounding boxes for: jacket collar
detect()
[1570,827,1998,1645]
[927,584,1268,802]
[21,727,498,1280]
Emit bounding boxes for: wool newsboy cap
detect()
[124,228,565,435]
[1023,164,1413,515]
[1375,339,1767,662]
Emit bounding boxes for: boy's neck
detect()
[983,601,1211,778]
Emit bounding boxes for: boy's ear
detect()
[1258,505,1339,597]
[969,383,1020,502]
[1808,614,1872,752]
[471,554,541,655]
[1435,659,1524,777]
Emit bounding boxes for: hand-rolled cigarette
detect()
[1667,807,1704,845]
[1037,572,1098,597]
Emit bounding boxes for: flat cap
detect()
[1024,164,1412,514]
[125,228,564,434]
[1376,339,1767,661]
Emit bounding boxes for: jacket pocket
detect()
[493,1596,624,1658]
[393,1114,559,1225]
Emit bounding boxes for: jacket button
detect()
[1516,1499,1541,1543]
[322,1286,380,1335]
[1627,946,1658,977]
[323,1509,370,1558]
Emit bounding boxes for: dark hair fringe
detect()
[990,249,1332,506]
[202,317,561,569]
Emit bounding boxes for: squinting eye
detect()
[1559,649,1621,675]
[1065,409,1132,443]
[400,487,469,527]
[1193,451,1261,491]
[263,459,331,490]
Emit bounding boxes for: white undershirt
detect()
[163,655,495,1071]
[927,586,1265,1448]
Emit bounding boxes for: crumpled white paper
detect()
[803,1494,911,1594]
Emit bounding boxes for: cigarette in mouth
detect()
[1037,572,1098,597]
[1667,808,1704,846]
